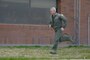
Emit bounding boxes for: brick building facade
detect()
[0,0,90,46]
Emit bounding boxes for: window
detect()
[0,0,56,24]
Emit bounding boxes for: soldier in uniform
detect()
[49,7,68,54]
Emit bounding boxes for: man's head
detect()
[50,7,56,15]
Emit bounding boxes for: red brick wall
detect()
[0,0,75,46]
[59,0,90,45]
[80,0,90,45]
[0,24,54,45]
[0,0,90,45]
[58,0,74,36]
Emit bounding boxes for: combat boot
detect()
[50,50,57,54]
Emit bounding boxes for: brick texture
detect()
[60,0,90,45]
[80,0,90,45]
[60,0,74,36]
[0,0,90,45]
[0,24,54,45]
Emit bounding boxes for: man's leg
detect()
[50,29,62,54]
[61,34,73,43]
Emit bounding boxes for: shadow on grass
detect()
[0,46,50,49]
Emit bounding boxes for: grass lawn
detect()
[0,46,90,60]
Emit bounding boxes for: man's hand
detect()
[49,25,51,28]
[61,27,64,31]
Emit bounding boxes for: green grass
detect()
[0,46,90,60]
[0,57,29,60]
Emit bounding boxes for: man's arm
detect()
[49,21,52,28]
[60,14,67,28]
[49,15,54,28]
